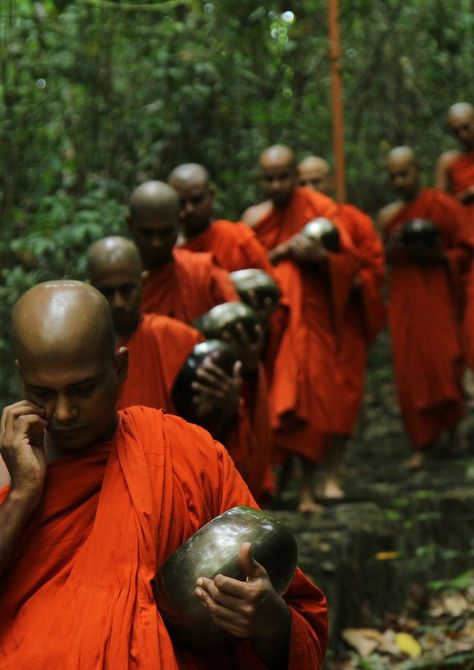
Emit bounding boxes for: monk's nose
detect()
[112,291,126,309]
[54,395,78,424]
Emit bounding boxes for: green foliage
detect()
[0,0,473,398]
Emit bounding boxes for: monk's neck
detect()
[181,221,212,241]
[402,187,422,204]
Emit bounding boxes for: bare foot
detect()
[319,478,345,500]
[298,488,324,514]
[404,451,424,470]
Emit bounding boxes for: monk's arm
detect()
[0,401,47,578]
[434,151,459,191]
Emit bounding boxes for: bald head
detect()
[87,238,143,338]
[87,236,142,283]
[259,145,297,207]
[447,102,474,149]
[298,156,332,195]
[386,146,420,200]
[13,280,115,367]
[167,163,214,236]
[128,181,180,269]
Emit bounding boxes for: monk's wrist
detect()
[252,597,291,670]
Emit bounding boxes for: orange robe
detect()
[385,189,471,448]
[0,407,328,669]
[141,248,240,323]
[336,203,386,435]
[225,364,274,504]
[117,313,202,412]
[179,219,274,274]
[448,150,474,223]
[253,187,360,462]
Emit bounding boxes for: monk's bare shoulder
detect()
[241,201,273,228]
[434,150,462,190]
[375,201,404,235]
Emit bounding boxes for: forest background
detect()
[0,0,473,400]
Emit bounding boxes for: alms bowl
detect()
[154,506,298,648]
[230,269,281,314]
[192,301,260,342]
[301,217,340,252]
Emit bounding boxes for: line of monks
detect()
[0,101,473,667]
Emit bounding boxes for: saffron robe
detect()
[253,187,360,462]
[117,313,202,412]
[224,364,274,503]
[448,150,474,223]
[384,189,471,448]
[0,407,328,669]
[179,219,274,274]
[141,248,240,323]
[336,203,386,435]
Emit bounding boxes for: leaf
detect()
[342,629,380,657]
[395,632,423,658]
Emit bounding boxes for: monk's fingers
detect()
[196,365,232,386]
[1,401,45,435]
[196,577,243,610]
[195,585,252,634]
[191,381,231,401]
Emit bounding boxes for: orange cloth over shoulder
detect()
[384,188,472,448]
[253,187,361,462]
[179,219,274,274]
[141,248,239,322]
[0,407,328,669]
[336,203,385,435]
[117,313,202,412]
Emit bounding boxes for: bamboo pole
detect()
[327,0,346,202]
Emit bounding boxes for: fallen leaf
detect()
[395,632,423,658]
[342,629,380,657]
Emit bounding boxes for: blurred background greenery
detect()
[1,0,473,399]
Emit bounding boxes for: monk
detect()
[298,155,385,498]
[377,146,472,468]
[0,280,328,669]
[242,145,360,512]
[434,103,474,371]
[168,163,273,273]
[434,102,474,222]
[87,236,202,413]
[127,180,240,321]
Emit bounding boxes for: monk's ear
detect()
[115,346,129,385]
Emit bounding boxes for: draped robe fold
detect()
[140,248,239,323]
[253,187,360,462]
[179,220,274,274]
[448,151,474,223]
[0,407,328,669]
[384,189,471,448]
[336,203,386,435]
[117,313,202,412]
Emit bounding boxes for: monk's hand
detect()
[195,542,291,646]
[0,401,47,504]
[222,322,265,374]
[288,234,328,266]
[192,360,242,424]
[268,243,290,265]
[245,289,275,325]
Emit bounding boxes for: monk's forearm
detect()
[0,489,39,578]
[252,598,291,670]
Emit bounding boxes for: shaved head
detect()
[298,156,332,195]
[167,163,214,236]
[259,144,295,171]
[128,181,180,269]
[87,236,142,283]
[87,238,143,338]
[259,144,297,207]
[447,102,474,150]
[386,146,417,168]
[129,181,180,221]
[12,281,125,453]
[13,280,115,367]
[386,146,420,200]
[168,163,210,190]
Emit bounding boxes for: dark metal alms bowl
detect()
[155,506,298,649]
[192,301,260,342]
[401,218,441,247]
[230,269,281,313]
[301,217,340,252]
[171,339,238,422]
